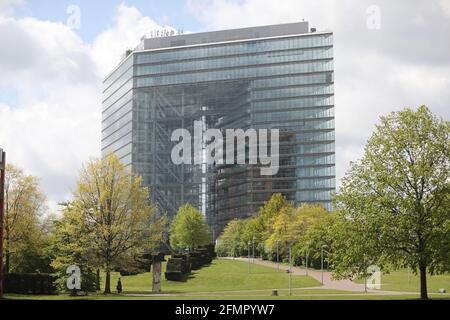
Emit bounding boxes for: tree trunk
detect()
[419,263,428,300]
[96,269,101,291]
[5,229,10,273]
[104,269,111,294]
[5,252,10,273]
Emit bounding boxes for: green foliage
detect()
[170,204,210,250]
[49,202,99,292]
[333,106,449,299]
[216,219,247,257]
[3,164,51,273]
[292,207,338,268]
[245,194,293,257]
[216,193,335,264]
[266,204,328,260]
[49,154,165,293]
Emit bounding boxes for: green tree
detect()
[3,164,49,273]
[247,193,292,258]
[216,219,246,257]
[49,202,98,292]
[216,194,293,259]
[72,154,164,293]
[334,106,449,299]
[330,216,384,289]
[170,204,210,250]
[265,204,297,259]
[293,206,337,268]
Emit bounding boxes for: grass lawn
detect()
[102,258,321,294]
[5,292,449,300]
[4,259,450,300]
[355,269,450,293]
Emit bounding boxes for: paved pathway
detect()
[227,257,415,295]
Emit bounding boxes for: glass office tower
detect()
[102,22,335,238]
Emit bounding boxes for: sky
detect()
[0,0,449,214]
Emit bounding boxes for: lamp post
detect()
[247,241,251,274]
[408,266,411,286]
[0,148,6,299]
[288,246,292,296]
[252,236,255,264]
[321,245,328,285]
[305,250,309,276]
[276,240,280,270]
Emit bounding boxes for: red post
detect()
[0,150,5,299]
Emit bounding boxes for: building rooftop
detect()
[135,21,311,52]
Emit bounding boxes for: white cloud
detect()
[0,0,24,17]
[92,4,173,77]
[0,16,101,214]
[0,4,168,214]
[438,0,450,17]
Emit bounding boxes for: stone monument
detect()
[152,253,166,293]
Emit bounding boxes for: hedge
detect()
[165,244,217,281]
[3,273,57,294]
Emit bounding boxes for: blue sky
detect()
[1,0,449,213]
[15,0,202,42]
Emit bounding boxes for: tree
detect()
[246,193,292,258]
[330,215,384,289]
[334,106,449,299]
[216,219,246,257]
[3,164,48,273]
[49,202,98,292]
[293,206,337,268]
[265,204,296,259]
[72,154,164,293]
[216,194,295,260]
[170,204,210,250]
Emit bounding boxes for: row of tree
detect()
[216,195,335,266]
[2,153,215,294]
[217,106,449,300]
[3,155,166,293]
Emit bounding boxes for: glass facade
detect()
[102,23,335,239]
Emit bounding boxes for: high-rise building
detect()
[102,22,335,238]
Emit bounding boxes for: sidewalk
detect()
[227,257,414,295]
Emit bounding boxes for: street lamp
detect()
[252,236,255,264]
[288,245,292,296]
[321,245,328,285]
[0,148,6,299]
[247,241,251,274]
[276,240,280,270]
[305,249,309,276]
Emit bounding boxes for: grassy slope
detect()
[103,258,321,294]
[5,293,449,300]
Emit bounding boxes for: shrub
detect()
[165,257,189,281]
[53,265,98,292]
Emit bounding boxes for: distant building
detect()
[102,22,335,238]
